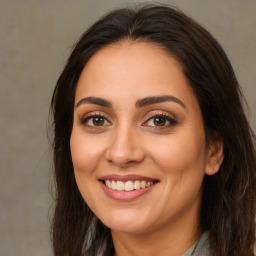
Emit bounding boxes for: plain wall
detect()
[1,0,255,255]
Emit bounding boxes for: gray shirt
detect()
[183,232,212,256]
[88,231,212,256]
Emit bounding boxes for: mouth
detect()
[98,174,159,200]
[102,180,156,191]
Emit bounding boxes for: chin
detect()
[99,211,151,234]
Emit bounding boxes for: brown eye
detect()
[92,116,104,126]
[153,117,166,126]
[81,114,111,127]
[143,114,177,128]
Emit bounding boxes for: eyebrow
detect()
[76,97,112,108]
[135,95,186,109]
[76,95,186,109]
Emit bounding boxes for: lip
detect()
[100,182,157,201]
[98,174,158,182]
[98,174,159,201]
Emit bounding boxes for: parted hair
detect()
[50,4,256,256]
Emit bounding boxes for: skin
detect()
[70,41,223,256]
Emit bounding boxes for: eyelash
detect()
[143,113,177,128]
[80,113,111,127]
[79,112,177,128]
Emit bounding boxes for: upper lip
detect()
[98,174,159,182]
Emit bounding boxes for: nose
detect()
[105,126,145,168]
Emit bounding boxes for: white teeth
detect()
[104,180,155,191]
[140,180,146,188]
[134,180,141,190]
[106,180,111,188]
[111,180,116,190]
[116,181,125,191]
[125,181,133,191]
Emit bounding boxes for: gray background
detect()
[1,0,255,255]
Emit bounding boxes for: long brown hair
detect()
[50,4,256,256]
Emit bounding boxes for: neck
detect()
[111,211,202,256]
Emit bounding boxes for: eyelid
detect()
[143,110,176,121]
[79,111,112,125]
[142,110,177,127]
[78,110,177,128]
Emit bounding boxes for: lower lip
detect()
[100,182,156,201]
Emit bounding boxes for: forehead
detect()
[75,41,197,109]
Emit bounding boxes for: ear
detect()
[205,133,224,176]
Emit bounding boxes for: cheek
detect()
[148,129,206,212]
[147,125,207,178]
[70,129,105,211]
[70,129,104,173]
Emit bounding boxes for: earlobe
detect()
[205,134,224,176]
[207,169,218,175]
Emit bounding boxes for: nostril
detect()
[105,139,145,167]
[106,157,140,168]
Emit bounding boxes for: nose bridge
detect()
[105,121,144,167]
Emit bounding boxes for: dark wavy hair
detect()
[49,4,256,256]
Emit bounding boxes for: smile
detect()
[105,180,154,191]
[99,174,159,201]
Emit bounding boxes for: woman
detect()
[50,4,256,256]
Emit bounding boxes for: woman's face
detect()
[70,42,215,235]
